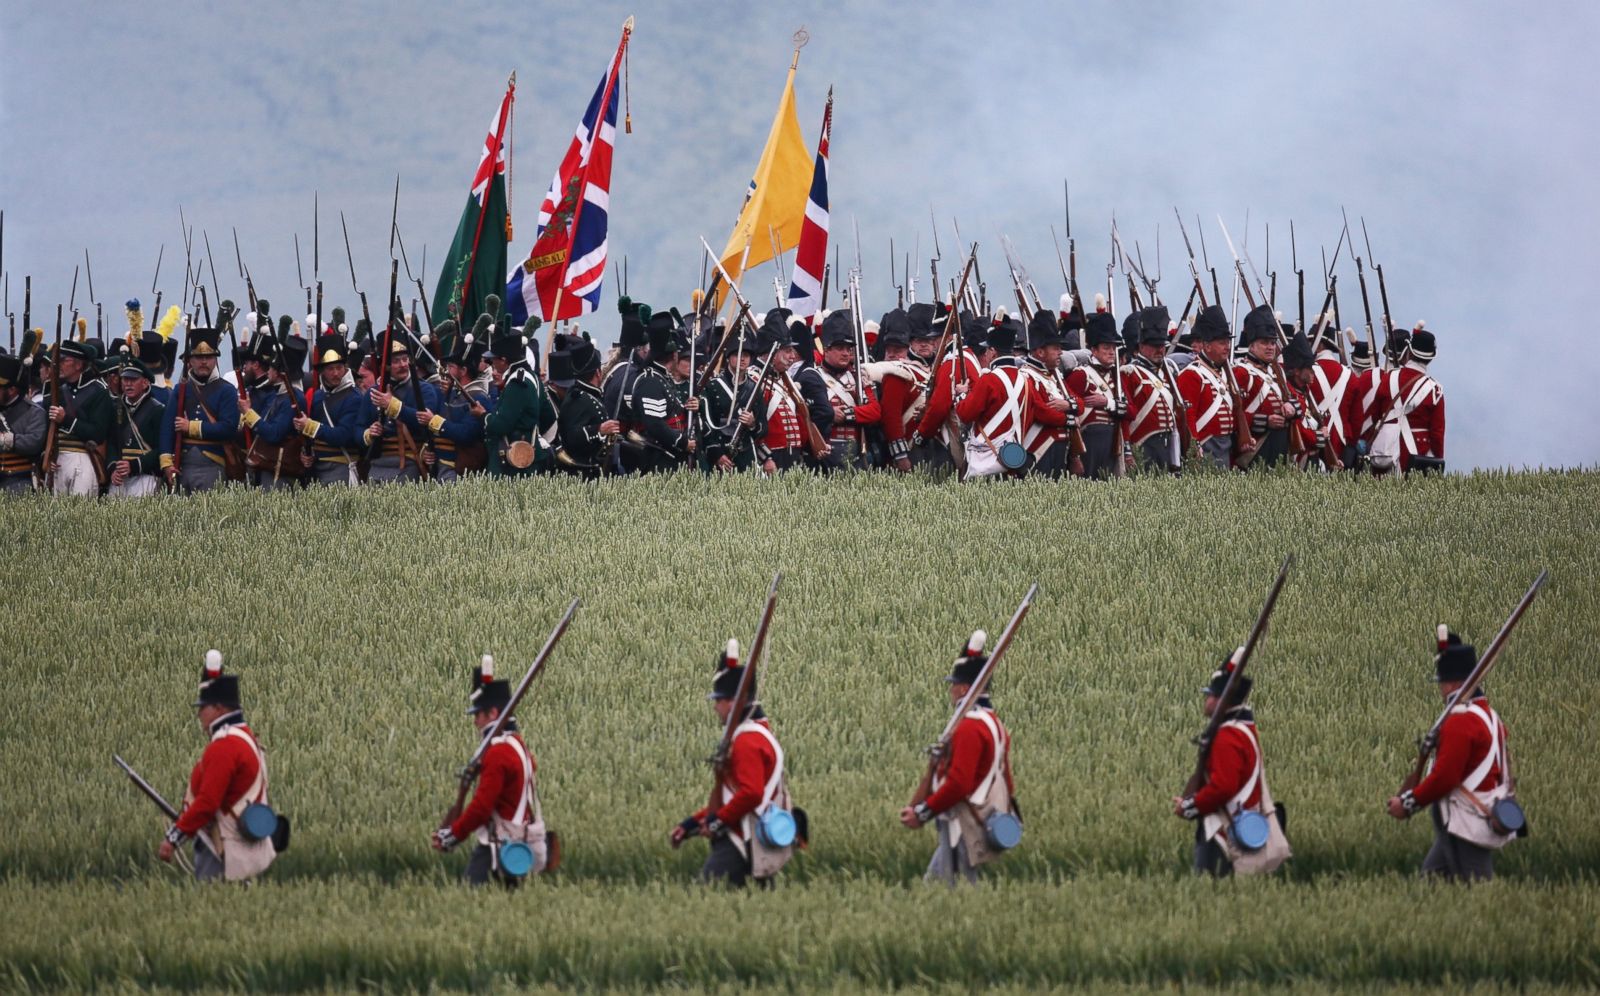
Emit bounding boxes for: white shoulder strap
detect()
[967,710,1007,804]
[1219,720,1262,815]
[732,720,786,809]
[492,734,537,823]
[219,726,269,812]
[1457,704,1501,793]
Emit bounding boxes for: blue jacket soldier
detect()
[600,298,651,475]
[47,337,114,495]
[363,323,441,484]
[419,321,495,481]
[159,315,240,493]
[294,333,372,486]
[238,324,300,491]
[107,357,166,497]
[630,313,695,472]
[0,342,47,493]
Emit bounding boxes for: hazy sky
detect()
[4,0,1596,469]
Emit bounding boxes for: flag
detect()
[715,50,812,305]
[506,20,632,326]
[430,77,514,333]
[784,89,831,321]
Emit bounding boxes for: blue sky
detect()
[4,0,1596,468]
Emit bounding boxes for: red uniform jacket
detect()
[1176,357,1238,443]
[175,717,264,837]
[1284,381,1325,461]
[925,709,1014,816]
[1344,368,1381,443]
[450,732,533,841]
[818,366,881,442]
[956,364,1066,439]
[1306,357,1355,453]
[914,349,982,440]
[1368,364,1445,468]
[875,361,930,453]
[1190,718,1263,816]
[1231,358,1285,429]
[1119,358,1177,445]
[760,380,807,452]
[695,719,780,839]
[1064,363,1126,429]
[1412,696,1505,808]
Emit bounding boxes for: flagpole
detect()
[458,72,515,324]
[546,16,633,359]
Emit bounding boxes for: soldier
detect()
[813,310,881,470]
[1019,309,1080,478]
[1364,327,1445,475]
[158,651,278,883]
[1176,305,1246,470]
[293,333,369,486]
[869,308,927,472]
[1173,654,1283,877]
[549,332,616,479]
[701,322,764,473]
[159,313,240,493]
[1280,331,1337,470]
[0,342,47,493]
[106,357,165,497]
[899,631,1019,885]
[630,314,695,472]
[363,325,440,484]
[484,316,554,477]
[238,330,300,490]
[47,336,114,496]
[955,317,1070,479]
[1344,336,1381,469]
[1064,312,1127,479]
[432,656,551,886]
[600,298,651,475]
[1387,630,1518,881]
[732,326,814,474]
[671,640,796,887]
[911,309,984,471]
[1231,305,1295,469]
[1121,307,1182,473]
[1305,321,1356,467]
[420,320,495,481]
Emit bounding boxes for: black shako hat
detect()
[1085,311,1120,348]
[1434,627,1477,684]
[194,650,241,708]
[467,655,512,715]
[1027,309,1066,351]
[1192,305,1231,343]
[946,630,989,686]
[819,309,855,349]
[1205,649,1252,703]
[1138,306,1170,347]
[1410,328,1437,362]
[1241,305,1279,345]
[1282,330,1315,370]
[878,308,912,347]
[906,302,939,340]
[708,639,753,701]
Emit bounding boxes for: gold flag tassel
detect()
[624,19,633,134]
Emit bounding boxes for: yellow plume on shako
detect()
[156,305,182,342]
[125,299,143,338]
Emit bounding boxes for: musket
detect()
[1194,214,1220,307]
[928,204,942,301]
[68,264,79,315]
[340,211,372,336]
[1174,209,1209,311]
[1362,217,1394,362]
[178,208,194,312]
[114,754,221,858]
[1354,252,1379,371]
[1399,571,1548,793]
[1181,555,1293,796]
[22,276,31,352]
[910,583,1038,807]
[43,306,63,489]
[1220,217,1307,460]
[705,575,782,810]
[440,598,580,830]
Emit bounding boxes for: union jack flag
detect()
[507,23,631,325]
[785,89,832,322]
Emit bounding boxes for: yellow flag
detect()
[717,56,812,304]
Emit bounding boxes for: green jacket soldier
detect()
[108,358,166,497]
[47,338,114,495]
[0,344,47,493]
[549,333,615,479]
[485,317,555,476]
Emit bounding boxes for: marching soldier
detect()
[671,640,797,887]
[813,310,880,470]
[0,341,47,493]
[364,324,440,484]
[911,309,984,470]
[899,631,1019,885]
[701,323,763,473]
[1364,327,1445,475]
[1231,305,1296,469]
[1120,307,1181,473]
[158,651,279,882]
[1281,331,1337,470]
[294,333,371,486]
[1173,654,1284,877]
[420,320,495,481]
[1176,305,1246,470]
[239,331,300,490]
[955,317,1070,479]
[869,308,928,472]
[1304,322,1356,467]
[549,332,617,479]
[600,298,651,475]
[1019,309,1080,478]
[1344,336,1381,469]
[1387,629,1518,881]
[484,316,554,477]
[630,314,695,472]
[47,336,114,496]
[1064,312,1127,479]
[432,656,551,886]
[107,356,165,497]
[159,312,240,493]
[735,326,816,474]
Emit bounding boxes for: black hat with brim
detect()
[1139,306,1171,347]
[1435,631,1477,683]
[312,333,351,369]
[878,308,912,347]
[1282,331,1315,370]
[1205,652,1252,702]
[907,303,939,339]
[1085,311,1120,348]
[818,310,855,349]
[181,328,223,360]
[194,651,241,708]
[709,664,751,702]
[1193,305,1230,342]
[1027,309,1067,351]
[1240,305,1278,345]
[1410,329,1436,361]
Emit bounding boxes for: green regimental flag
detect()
[431,78,514,349]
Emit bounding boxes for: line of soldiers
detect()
[0,286,1448,494]
[145,624,1519,888]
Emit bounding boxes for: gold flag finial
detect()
[791,26,808,69]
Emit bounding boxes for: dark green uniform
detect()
[554,379,608,479]
[485,365,555,476]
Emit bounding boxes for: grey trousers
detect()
[179,453,225,492]
[366,455,421,484]
[311,460,357,486]
[1200,435,1234,471]
[700,835,756,888]
[924,818,979,886]
[1193,822,1233,877]
[1422,805,1495,882]
[193,841,225,881]
[1140,431,1177,473]
[1077,425,1116,480]
[463,843,521,889]
[248,469,298,491]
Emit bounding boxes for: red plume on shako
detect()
[194,649,241,708]
[946,630,988,686]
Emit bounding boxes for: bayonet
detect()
[231,227,244,279]
[340,210,361,296]
[389,174,401,258]
[151,243,165,297]
[84,248,96,306]
[203,231,221,307]
[1292,220,1305,333]
[68,264,79,313]
[294,233,305,290]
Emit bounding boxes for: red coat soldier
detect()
[1064,312,1128,478]
[1120,307,1181,472]
[672,640,797,887]
[1387,629,1520,881]
[912,309,984,467]
[813,310,880,470]
[900,631,1019,885]
[1177,305,1247,470]
[1303,324,1357,464]
[1362,327,1445,475]
[159,650,278,882]
[432,656,549,886]
[1019,310,1082,478]
[870,308,932,472]
[958,318,1068,478]
[1231,305,1297,469]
